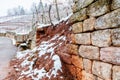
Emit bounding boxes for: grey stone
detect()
[95,9,120,29]
[83,59,92,73]
[75,33,91,44]
[100,47,120,65]
[87,0,110,17]
[75,0,94,12]
[69,8,87,23]
[92,61,112,80]
[111,0,120,10]
[113,66,120,80]
[83,17,95,32]
[79,45,99,60]
[91,29,111,47]
[112,28,120,46]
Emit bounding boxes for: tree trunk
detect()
[48,5,53,25]
[55,0,60,21]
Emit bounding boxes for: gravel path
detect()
[0,37,17,80]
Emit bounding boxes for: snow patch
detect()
[16,50,30,59]
[37,13,73,28]
[15,34,65,79]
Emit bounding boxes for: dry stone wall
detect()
[70,0,120,80]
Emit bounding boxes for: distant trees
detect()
[7,6,26,16]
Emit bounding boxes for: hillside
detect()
[0,0,120,80]
[5,18,83,80]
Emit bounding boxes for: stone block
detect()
[92,61,112,80]
[70,34,76,43]
[72,4,78,13]
[71,55,83,69]
[113,66,120,80]
[82,70,96,80]
[100,47,120,65]
[74,33,91,44]
[95,9,120,29]
[74,0,94,12]
[79,45,99,60]
[83,59,92,73]
[111,0,120,10]
[72,22,83,33]
[97,77,104,80]
[83,17,95,32]
[112,28,120,46]
[87,0,110,17]
[91,29,111,47]
[66,44,78,55]
[76,68,82,80]
[69,8,87,23]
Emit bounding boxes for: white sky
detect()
[0,0,66,17]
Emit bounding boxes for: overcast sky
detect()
[0,0,66,17]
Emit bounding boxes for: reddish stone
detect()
[71,55,83,69]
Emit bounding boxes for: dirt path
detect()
[0,37,17,80]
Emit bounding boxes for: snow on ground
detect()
[37,13,73,28]
[14,34,66,80]
[0,15,32,23]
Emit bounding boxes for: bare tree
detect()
[54,0,60,20]
[48,5,53,25]
[31,3,39,23]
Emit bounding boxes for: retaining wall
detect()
[70,0,120,80]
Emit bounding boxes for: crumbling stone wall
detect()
[70,0,120,80]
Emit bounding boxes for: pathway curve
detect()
[0,37,17,80]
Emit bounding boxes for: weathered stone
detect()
[113,66,120,80]
[79,45,99,60]
[66,44,78,55]
[83,17,95,32]
[95,9,120,29]
[66,65,76,77]
[72,22,83,33]
[112,28,120,46]
[92,29,111,47]
[87,0,110,17]
[74,0,94,12]
[71,34,76,43]
[66,65,82,80]
[83,59,92,73]
[69,8,87,23]
[71,55,83,69]
[100,47,120,65]
[111,0,120,10]
[97,77,104,80]
[72,4,78,13]
[92,61,112,80]
[76,68,82,80]
[74,33,91,44]
[82,70,96,80]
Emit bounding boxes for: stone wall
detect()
[70,0,120,80]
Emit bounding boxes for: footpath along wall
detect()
[69,0,120,80]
